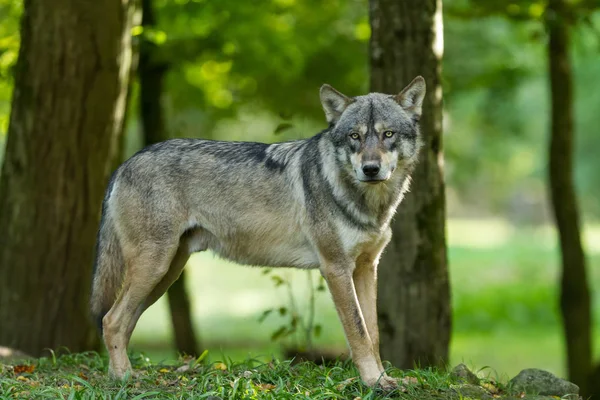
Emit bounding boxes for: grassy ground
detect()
[1,219,597,398]
[129,219,600,380]
[0,352,562,399]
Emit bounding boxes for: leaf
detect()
[271,326,288,341]
[256,383,277,391]
[13,365,35,374]
[270,275,285,287]
[193,349,209,366]
[273,122,293,135]
[258,309,274,322]
[336,377,357,390]
[159,368,170,373]
[401,376,418,385]
[278,111,294,120]
[131,392,161,400]
[482,382,500,394]
[314,324,322,337]
[213,362,227,371]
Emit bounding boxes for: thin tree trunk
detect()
[138,0,199,357]
[0,0,136,355]
[369,0,450,368]
[546,0,592,396]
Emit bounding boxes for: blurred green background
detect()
[1,0,599,380]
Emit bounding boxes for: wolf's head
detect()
[320,76,426,183]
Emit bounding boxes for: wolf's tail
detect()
[90,205,125,335]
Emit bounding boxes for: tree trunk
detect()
[546,0,592,396]
[138,0,199,357]
[0,0,136,355]
[369,0,450,368]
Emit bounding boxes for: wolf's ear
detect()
[320,84,352,124]
[395,76,426,119]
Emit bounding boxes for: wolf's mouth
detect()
[362,178,387,184]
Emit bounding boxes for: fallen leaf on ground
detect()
[159,368,170,373]
[336,377,357,390]
[16,376,29,382]
[155,378,168,385]
[401,376,418,385]
[482,382,499,394]
[256,383,277,391]
[213,362,227,371]
[13,365,35,374]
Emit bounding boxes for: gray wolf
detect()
[90,76,426,389]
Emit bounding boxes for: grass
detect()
[0,352,549,399]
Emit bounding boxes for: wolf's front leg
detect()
[321,262,396,390]
[353,252,398,389]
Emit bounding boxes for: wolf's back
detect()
[90,174,124,334]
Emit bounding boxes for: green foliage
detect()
[0,0,20,137]
[150,0,368,120]
[258,269,326,352]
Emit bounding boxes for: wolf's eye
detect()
[383,131,394,138]
[350,133,360,140]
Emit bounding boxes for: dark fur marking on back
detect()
[264,156,287,172]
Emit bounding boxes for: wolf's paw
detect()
[376,374,399,391]
[364,374,398,391]
[108,364,135,381]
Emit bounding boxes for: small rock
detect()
[175,364,190,373]
[0,346,32,362]
[510,368,579,397]
[450,363,480,385]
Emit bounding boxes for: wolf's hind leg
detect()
[124,243,192,342]
[102,242,177,379]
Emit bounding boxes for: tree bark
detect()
[138,0,199,357]
[546,1,593,396]
[0,0,136,355]
[369,0,450,368]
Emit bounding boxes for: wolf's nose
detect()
[362,163,380,177]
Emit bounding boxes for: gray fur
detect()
[90,76,426,389]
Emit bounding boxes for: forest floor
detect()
[0,352,571,399]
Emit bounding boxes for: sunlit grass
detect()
[0,352,530,399]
